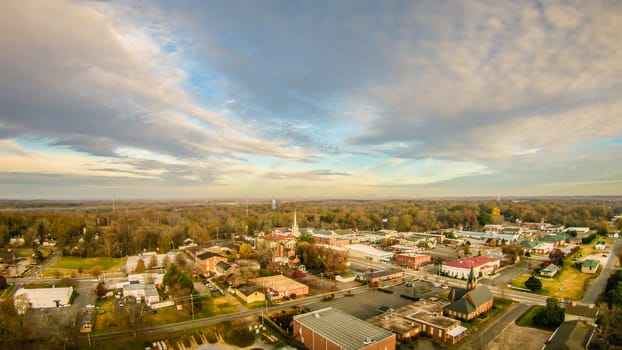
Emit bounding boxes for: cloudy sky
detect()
[1,0,621,199]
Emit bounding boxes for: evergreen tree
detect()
[525,275,543,291]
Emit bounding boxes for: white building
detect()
[345,244,393,262]
[123,283,160,305]
[128,273,164,286]
[441,256,500,279]
[14,286,73,309]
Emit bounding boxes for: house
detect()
[293,307,396,350]
[543,320,596,350]
[540,264,560,278]
[521,240,555,255]
[251,275,309,300]
[594,241,607,250]
[581,260,599,274]
[440,256,500,280]
[196,251,228,276]
[396,253,431,270]
[443,267,494,321]
[564,303,599,326]
[123,283,160,305]
[365,268,404,285]
[541,233,568,248]
[14,286,74,309]
[234,285,266,304]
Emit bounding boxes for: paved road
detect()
[459,303,530,350]
[482,260,530,287]
[582,238,621,304]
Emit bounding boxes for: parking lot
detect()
[306,280,446,320]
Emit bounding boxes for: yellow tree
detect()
[239,244,253,259]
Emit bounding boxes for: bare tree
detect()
[123,296,147,338]
[46,308,79,350]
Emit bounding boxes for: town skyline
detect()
[1,1,621,199]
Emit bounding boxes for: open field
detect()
[42,256,125,276]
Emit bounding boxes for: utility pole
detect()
[190,292,195,320]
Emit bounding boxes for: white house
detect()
[14,286,73,309]
[595,241,607,250]
[123,284,160,305]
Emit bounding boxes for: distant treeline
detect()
[0,199,620,258]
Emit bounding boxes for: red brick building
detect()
[293,307,396,350]
[396,253,431,270]
[196,251,228,276]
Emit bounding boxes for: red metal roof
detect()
[443,256,499,268]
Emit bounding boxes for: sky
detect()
[0,0,621,200]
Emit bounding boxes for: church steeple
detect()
[466,265,477,290]
[292,209,300,237]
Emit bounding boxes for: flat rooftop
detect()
[294,307,394,350]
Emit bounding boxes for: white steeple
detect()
[292,209,300,237]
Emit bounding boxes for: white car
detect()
[86,304,95,309]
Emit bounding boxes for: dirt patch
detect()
[486,323,552,350]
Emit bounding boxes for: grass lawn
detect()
[42,256,125,276]
[94,295,240,334]
[460,298,515,330]
[511,243,601,301]
[11,247,54,258]
[515,305,558,331]
[93,298,125,334]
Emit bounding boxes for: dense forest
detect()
[1,199,620,258]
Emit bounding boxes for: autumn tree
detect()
[239,243,253,258]
[298,232,315,244]
[148,254,158,269]
[548,249,565,266]
[162,254,171,268]
[134,259,145,273]
[163,264,198,313]
[502,244,524,264]
[96,282,108,298]
[91,266,102,277]
[0,296,32,349]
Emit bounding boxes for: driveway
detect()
[582,238,621,304]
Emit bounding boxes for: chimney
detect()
[589,304,594,309]
[572,301,577,306]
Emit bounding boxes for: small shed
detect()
[581,260,600,274]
